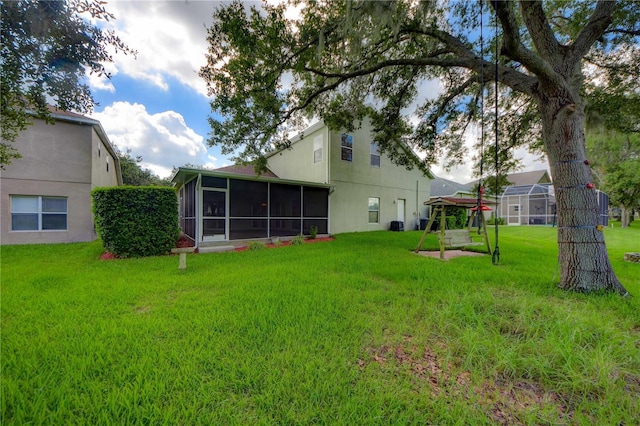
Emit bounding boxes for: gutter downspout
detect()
[416,180,419,230]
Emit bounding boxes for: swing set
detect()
[414,196,495,260]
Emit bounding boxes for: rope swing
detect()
[491,0,500,265]
[478,0,500,265]
[477,0,485,236]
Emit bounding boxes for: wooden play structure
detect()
[415,197,494,260]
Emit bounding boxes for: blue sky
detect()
[87,0,548,181]
[88,0,231,179]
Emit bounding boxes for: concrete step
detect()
[198,245,236,254]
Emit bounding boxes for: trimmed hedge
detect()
[92,186,180,258]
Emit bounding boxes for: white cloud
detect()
[91,1,216,96]
[92,101,210,178]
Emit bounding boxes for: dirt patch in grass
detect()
[416,250,487,260]
[359,336,572,424]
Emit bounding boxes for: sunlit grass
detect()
[2,224,638,424]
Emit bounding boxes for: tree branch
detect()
[520,0,562,61]
[569,0,615,62]
[493,0,559,85]
[604,28,640,36]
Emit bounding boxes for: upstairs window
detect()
[341,133,353,162]
[313,135,323,163]
[11,195,68,231]
[370,142,380,167]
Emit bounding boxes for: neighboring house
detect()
[171,120,432,248]
[504,169,551,186]
[429,176,475,199]
[428,177,500,228]
[1,109,122,244]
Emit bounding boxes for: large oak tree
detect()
[200,0,639,295]
[1,0,134,167]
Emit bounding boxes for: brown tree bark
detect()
[620,206,630,228]
[493,1,629,295]
[536,87,628,295]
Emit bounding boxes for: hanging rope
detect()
[491,0,500,266]
[477,0,485,235]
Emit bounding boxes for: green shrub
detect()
[291,234,305,245]
[488,216,505,225]
[248,241,265,250]
[431,207,468,230]
[92,186,180,258]
[309,225,318,239]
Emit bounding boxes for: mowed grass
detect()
[1,225,639,425]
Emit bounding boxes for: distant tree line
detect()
[117,149,171,187]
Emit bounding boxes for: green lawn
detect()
[2,225,639,425]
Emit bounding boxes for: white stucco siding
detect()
[328,179,430,234]
[266,124,328,183]
[1,116,120,244]
[4,119,93,184]
[1,179,96,244]
[265,120,432,235]
[91,129,120,188]
[328,122,431,233]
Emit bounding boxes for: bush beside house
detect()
[92,187,180,258]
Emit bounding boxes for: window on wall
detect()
[106,156,110,172]
[370,142,380,167]
[11,195,68,231]
[313,135,323,163]
[341,133,353,162]
[368,197,380,224]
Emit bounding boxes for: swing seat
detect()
[442,229,485,248]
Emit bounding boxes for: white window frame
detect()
[313,135,323,163]
[368,197,380,224]
[341,133,353,162]
[370,142,380,167]
[10,195,68,231]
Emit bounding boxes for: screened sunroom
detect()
[171,167,331,247]
[500,183,609,226]
[500,183,556,225]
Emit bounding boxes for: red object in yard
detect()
[471,205,493,211]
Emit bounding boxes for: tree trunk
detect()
[620,206,629,228]
[537,90,628,295]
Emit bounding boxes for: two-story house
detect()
[171,120,432,248]
[1,109,122,244]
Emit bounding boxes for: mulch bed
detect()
[100,236,334,259]
[234,237,335,252]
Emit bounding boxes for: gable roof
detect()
[425,197,497,207]
[430,176,474,198]
[505,170,551,186]
[214,164,279,178]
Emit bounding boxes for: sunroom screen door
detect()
[202,189,226,241]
